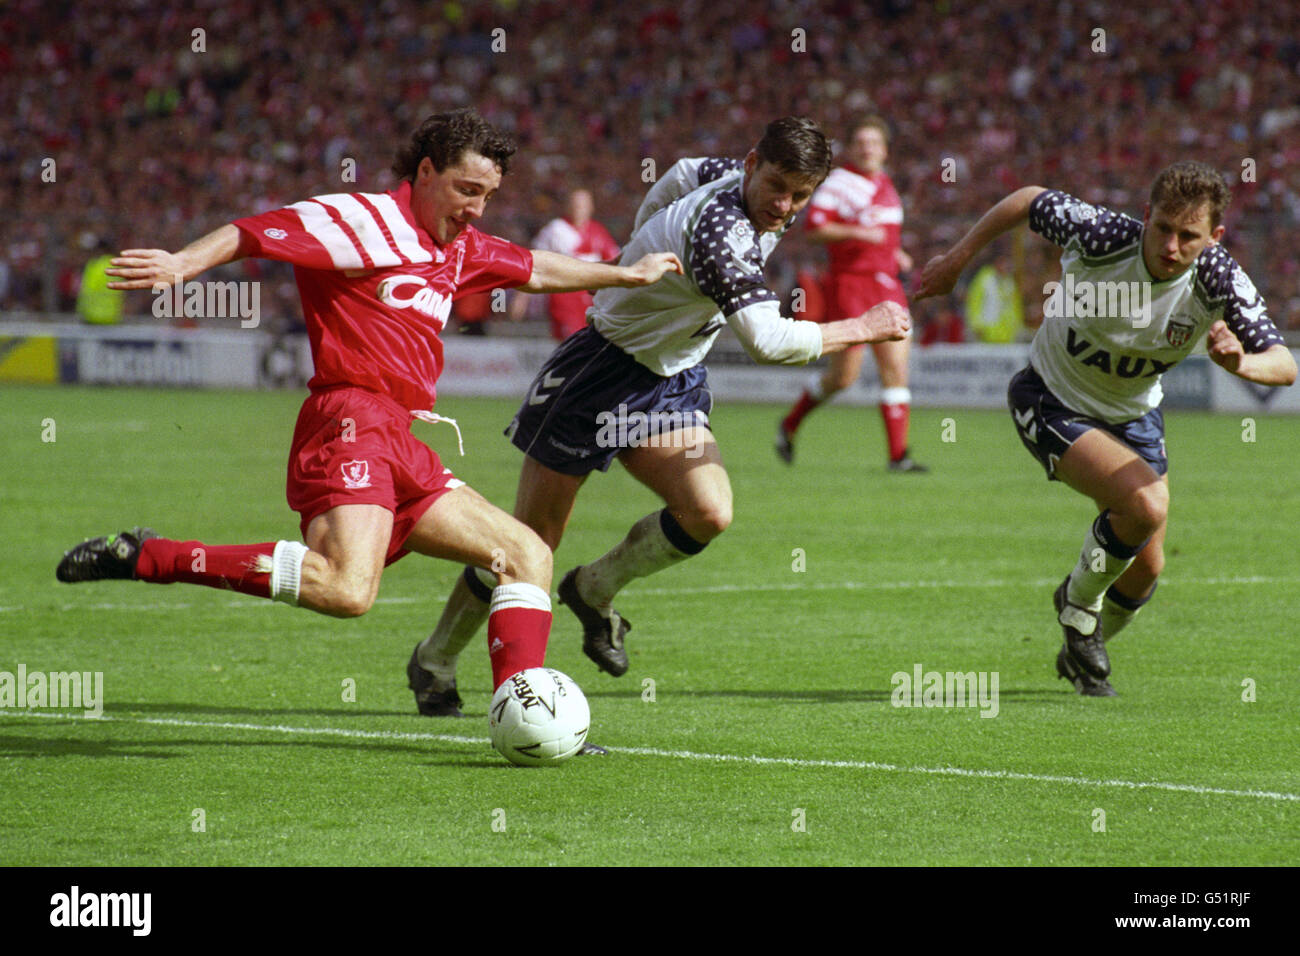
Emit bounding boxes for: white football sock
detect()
[1066,511,1144,616]
[577,510,705,615]
[1099,598,1136,643]
[269,540,308,606]
[418,567,495,686]
[1100,583,1155,642]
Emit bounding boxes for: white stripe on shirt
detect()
[313,193,403,268]
[366,192,433,264]
[288,200,367,270]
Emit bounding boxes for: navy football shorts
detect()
[507,326,714,476]
[1007,365,1168,480]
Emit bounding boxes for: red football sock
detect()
[486,583,552,689]
[136,538,275,599]
[782,389,823,435]
[880,402,910,461]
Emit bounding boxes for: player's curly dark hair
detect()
[392,108,516,180]
[754,117,833,182]
[1149,161,1231,228]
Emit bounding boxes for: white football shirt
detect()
[589,157,824,377]
[1028,189,1283,422]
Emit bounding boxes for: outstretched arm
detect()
[819,301,911,354]
[914,186,1045,299]
[519,249,683,294]
[105,223,244,290]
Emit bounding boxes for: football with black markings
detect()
[489,668,590,766]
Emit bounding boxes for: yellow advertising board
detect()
[0,335,58,384]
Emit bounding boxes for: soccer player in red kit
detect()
[56,109,682,703]
[509,189,621,341]
[776,116,926,471]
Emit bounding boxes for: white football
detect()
[489,668,590,766]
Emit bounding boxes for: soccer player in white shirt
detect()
[917,162,1295,695]
[412,118,910,712]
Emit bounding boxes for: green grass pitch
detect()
[3,384,1297,865]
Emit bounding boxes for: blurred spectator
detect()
[1,0,1295,336]
[509,188,619,341]
[964,260,1024,343]
[75,236,123,325]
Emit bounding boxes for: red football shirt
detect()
[233,181,533,410]
[804,164,903,278]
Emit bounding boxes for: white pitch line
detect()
[3,710,1297,804]
[623,575,1293,597]
[6,574,1293,614]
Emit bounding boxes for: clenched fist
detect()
[859,300,911,343]
[1206,319,1244,374]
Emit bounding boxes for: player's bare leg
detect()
[403,485,554,692]
[413,462,583,713]
[404,485,553,585]
[1099,488,1167,642]
[559,428,730,676]
[619,428,732,543]
[777,346,864,463]
[299,504,394,617]
[512,456,589,552]
[407,476,608,752]
[874,335,926,472]
[57,503,394,619]
[1052,430,1167,690]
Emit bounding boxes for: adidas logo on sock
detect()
[489,637,505,654]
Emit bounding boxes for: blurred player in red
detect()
[776,116,926,471]
[509,189,620,341]
[55,109,681,713]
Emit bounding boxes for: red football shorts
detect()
[821,271,910,322]
[286,387,464,565]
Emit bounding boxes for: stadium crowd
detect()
[4,0,1299,335]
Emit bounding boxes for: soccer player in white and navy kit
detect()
[55,109,682,714]
[777,117,924,471]
[917,161,1295,696]
[416,117,910,694]
[510,189,621,341]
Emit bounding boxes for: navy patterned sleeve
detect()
[697,157,744,185]
[1029,189,1142,256]
[689,198,781,316]
[1197,245,1286,354]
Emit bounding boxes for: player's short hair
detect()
[847,115,890,144]
[754,117,833,182]
[1149,161,1231,228]
[393,108,516,180]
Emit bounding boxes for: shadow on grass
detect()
[0,732,486,761]
[583,687,1064,702]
